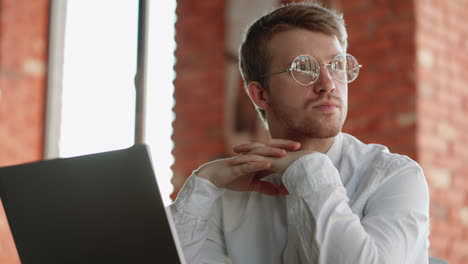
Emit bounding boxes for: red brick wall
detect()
[171,0,226,198]
[0,0,48,165]
[341,1,417,160]
[416,0,468,263]
[0,0,50,262]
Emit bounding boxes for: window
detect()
[47,0,176,205]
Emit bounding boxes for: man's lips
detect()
[311,100,341,111]
[313,105,338,111]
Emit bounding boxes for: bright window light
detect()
[60,1,176,205]
[146,1,177,205]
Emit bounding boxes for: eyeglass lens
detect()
[290,54,360,85]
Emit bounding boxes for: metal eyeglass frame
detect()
[259,53,362,85]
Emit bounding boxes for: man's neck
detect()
[268,129,337,153]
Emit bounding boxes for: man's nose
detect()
[313,66,335,94]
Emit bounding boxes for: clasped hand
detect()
[196,139,314,196]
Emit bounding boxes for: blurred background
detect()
[0,0,466,263]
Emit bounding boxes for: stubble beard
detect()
[271,104,345,142]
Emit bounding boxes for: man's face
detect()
[264,29,348,140]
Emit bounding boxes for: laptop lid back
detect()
[0,145,184,264]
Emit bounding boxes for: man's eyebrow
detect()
[320,53,341,64]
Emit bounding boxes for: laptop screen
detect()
[0,145,184,264]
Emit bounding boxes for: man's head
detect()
[238,2,352,140]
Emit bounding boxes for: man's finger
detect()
[211,161,270,188]
[230,160,271,178]
[228,154,266,166]
[232,142,266,154]
[266,139,301,150]
[246,146,286,157]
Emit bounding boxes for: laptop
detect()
[0,144,186,264]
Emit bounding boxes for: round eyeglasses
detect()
[259,53,362,85]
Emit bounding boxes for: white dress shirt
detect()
[170,133,430,264]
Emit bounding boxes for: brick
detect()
[396,112,416,127]
[417,48,434,69]
[451,240,468,263]
[425,166,452,189]
[428,227,450,256]
[22,58,46,77]
[430,200,448,220]
[460,207,468,227]
[419,81,434,99]
[436,121,457,141]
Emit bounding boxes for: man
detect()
[170,2,430,264]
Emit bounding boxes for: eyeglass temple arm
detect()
[259,69,291,79]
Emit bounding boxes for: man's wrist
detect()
[172,172,225,218]
[195,165,222,188]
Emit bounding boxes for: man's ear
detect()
[247,81,270,110]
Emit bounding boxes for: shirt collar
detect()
[325,132,343,168]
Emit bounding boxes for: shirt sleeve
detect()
[169,172,231,264]
[282,153,430,264]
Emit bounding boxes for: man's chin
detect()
[270,110,344,140]
[309,127,340,139]
[306,118,342,138]
[286,122,341,140]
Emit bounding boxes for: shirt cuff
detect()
[282,152,342,195]
[171,172,225,218]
